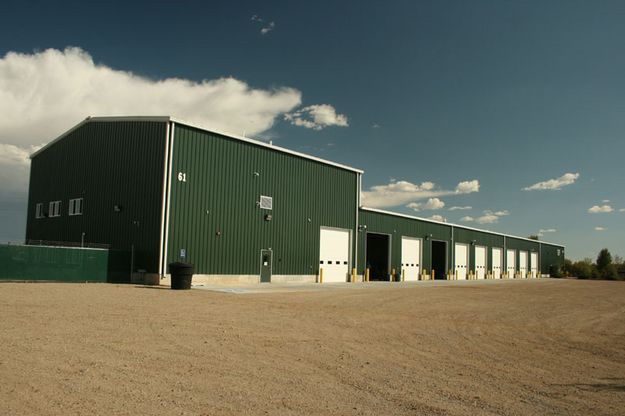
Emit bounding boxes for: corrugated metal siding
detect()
[357,210,452,275]
[454,228,505,271]
[505,237,540,274]
[166,124,358,275]
[540,243,565,274]
[26,121,167,280]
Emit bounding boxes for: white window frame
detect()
[69,198,83,216]
[49,200,62,218]
[35,203,44,219]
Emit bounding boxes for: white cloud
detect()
[261,22,275,35]
[428,214,446,222]
[460,209,509,224]
[371,123,381,128]
[0,47,327,201]
[602,199,610,203]
[588,205,613,214]
[361,179,479,208]
[595,227,606,231]
[620,209,625,212]
[251,15,275,35]
[455,180,480,193]
[449,206,472,211]
[407,197,445,211]
[284,104,348,130]
[537,228,557,237]
[523,172,579,191]
[0,143,39,198]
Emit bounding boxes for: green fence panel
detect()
[0,245,108,282]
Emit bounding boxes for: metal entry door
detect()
[260,249,272,283]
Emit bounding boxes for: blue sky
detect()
[1,0,624,260]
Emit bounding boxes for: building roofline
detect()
[31,116,364,174]
[360,206,565,247]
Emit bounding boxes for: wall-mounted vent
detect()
[259,195,273,210]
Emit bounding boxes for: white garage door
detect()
[319,227,350,283]
[455,243,469,280]
[492,247,502,279]
[530,252,538,278]
[475,246,487,279]
[519,251,528,279]
[401,237,421,281]
[506,249,516,279]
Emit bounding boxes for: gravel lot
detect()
[1,279,624,415]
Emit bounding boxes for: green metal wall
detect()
[540,243,565,274]
[166,124,359,276]
[454,228,505,271]
[358,209,565,276]
[26,121,167,281]
[357,210,452,275]
[0,244,108,282]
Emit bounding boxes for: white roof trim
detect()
[360,207,565,247]
[31,116,364,174]
[168,116,363,173]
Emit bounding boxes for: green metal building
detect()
[26,116,564,284]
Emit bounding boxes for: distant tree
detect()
[571,260,594,279]
[562,259,573,277]
[596,248,618,280]
[613,255,624,265]
[528,235,539,240]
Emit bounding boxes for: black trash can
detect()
[169,262,194,290]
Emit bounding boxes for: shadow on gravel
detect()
[557,380,625,393]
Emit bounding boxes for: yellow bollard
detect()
[365,268,370,282]
[351,268,356,283]
[432,269,435,280]
[391,268,395,282]
[319,267,323,284]
[469,270,473,280]
[448,269,452,280]
[402,269,405,282]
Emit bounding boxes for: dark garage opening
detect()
[366,233,390,281]
[431,240,447,280]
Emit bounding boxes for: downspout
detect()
[354,173,361,275]
[451,225,454,278]
[161,122,176,277]
[158,122,171,276]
